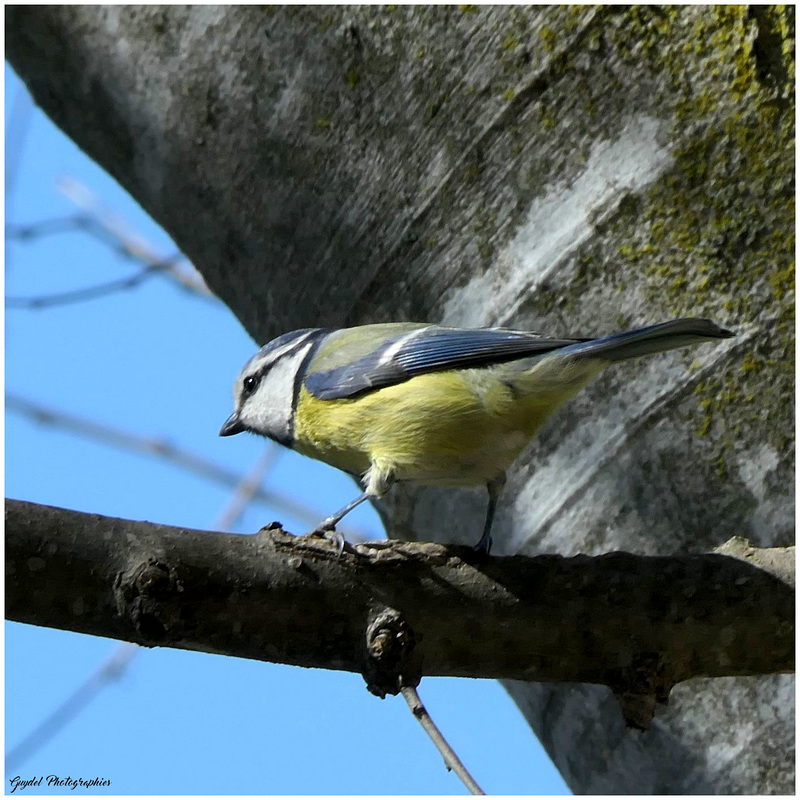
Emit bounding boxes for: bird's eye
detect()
[243,375,258,394]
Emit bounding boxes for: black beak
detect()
[219,413,246,437]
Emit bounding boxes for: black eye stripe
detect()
[240,330,327,401]
[242,355,282,397]
[243,357,278,395]
[239,329,329,409]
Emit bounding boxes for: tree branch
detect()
[6,499,793,728]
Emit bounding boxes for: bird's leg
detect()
[309,493,370,556]
[473,473,506,555]
[310,464,394,557]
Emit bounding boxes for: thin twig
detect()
[6,181,214,302]
[215,444,280,531]
[5,82,34,219]
[8,214,130,248]
[5,643,138,771]
[5,445,282,769]
[6,393,374,540]
[400,684,486,795]
[57,176,214,298]
[5,258,181,309]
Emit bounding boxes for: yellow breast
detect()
[293,368,562,486]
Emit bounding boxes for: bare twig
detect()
[400,684,485,795]
[5,643,137,771]
[6,393,374,540]
[5,82,34,218]
[8,213,137,249]
[6,181,214,302]
[5,444,283,769]
[57,176,214,298]
[5,258,182,309]
[215,445,281,531]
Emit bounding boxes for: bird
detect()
[220,318,733,554]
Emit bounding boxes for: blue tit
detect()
[220,318,733,554]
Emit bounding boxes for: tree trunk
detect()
[7,5,794,793]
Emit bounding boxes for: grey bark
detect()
[6,5,794,793]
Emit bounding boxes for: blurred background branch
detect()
[6,177,215,304]
[6,392,372,541]
[5,644,138,773]
[5,441,285,771]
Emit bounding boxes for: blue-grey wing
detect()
[304,326,586,400]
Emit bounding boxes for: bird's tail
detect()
[558,318,734,362]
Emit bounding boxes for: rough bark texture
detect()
[7,5,795,793]
[5,499,794,726]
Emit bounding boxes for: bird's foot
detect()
[308,519,350,558]
[472,532,493,556]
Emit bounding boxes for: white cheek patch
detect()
[241,340,315,446]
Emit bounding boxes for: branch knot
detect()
[363,607,422,699]
[114,558,183,645]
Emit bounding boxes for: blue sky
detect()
[4,63,569,795]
